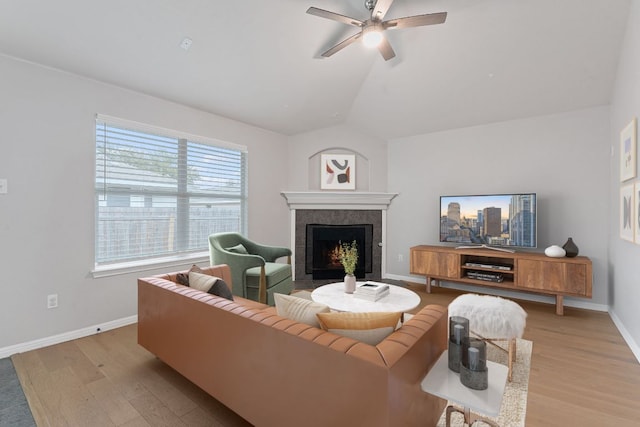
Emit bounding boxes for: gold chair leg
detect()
[259,265,267,304]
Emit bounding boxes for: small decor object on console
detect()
[460,337,488,390]
[354,282,390,301]
[562,237,579,258]
[544,245,566,258]
[448,316,469,373]
[338,240,358,293]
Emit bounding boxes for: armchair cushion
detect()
[246,263,292,288]
[226,243,249,254]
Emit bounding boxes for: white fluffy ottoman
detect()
[448,294,527,381]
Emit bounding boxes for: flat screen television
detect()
[440,193,537,250]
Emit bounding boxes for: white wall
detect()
[0,54,290,352]
[386,107,611,310]
[609,0,640,359]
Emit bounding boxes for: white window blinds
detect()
[95,115,247,266]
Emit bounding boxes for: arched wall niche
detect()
[308,147,370,191]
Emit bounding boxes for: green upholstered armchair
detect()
[208,232,293,305]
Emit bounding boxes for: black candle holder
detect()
[448,316,469,372]
[460,337,488,390]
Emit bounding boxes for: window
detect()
[95,115,247,269]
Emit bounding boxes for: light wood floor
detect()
[12,285,640,427]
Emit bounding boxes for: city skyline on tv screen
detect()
[440,193,537,248]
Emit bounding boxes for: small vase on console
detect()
[562,237,579,258]
[544,245,566,258]
[344,274,356,294]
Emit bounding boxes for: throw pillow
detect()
[188,271,234,301]
[316,311,402,345]
[176,264,205,286]
[274,293,330,327]
[226,243,249,254]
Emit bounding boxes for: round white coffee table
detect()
[311,281,420,313]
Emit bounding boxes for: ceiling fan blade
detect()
[307,7,363,27]
[378,37,396,61]
[384,12,447,29]
[371,0,395,21]
[321,32,362,58]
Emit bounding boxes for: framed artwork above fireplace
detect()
[321,154,355,190]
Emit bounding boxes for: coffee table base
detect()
[446,405,499,427]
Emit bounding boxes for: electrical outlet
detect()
[0,179,7,194]
[398,253,404,262]
[47,294,58,309]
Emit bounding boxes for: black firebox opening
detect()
[306,224,373,280]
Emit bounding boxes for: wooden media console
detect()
[410,245,592,315]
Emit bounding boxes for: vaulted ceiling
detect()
[0,0,631,139]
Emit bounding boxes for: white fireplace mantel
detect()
[280,191,398,210]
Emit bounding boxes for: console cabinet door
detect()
[410,250,460,279]
[516,259,588,296]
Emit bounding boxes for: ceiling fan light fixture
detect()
[362,26,383,48]
[307,1,447,60]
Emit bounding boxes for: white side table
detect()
[421,351,508,427]
[310,281,420,314]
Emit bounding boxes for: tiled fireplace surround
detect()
[281,192,398,284]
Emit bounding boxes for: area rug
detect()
[436,338,532,427]
[0,358,36,427]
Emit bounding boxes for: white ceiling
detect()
[0,0,631,139]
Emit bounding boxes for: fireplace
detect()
[281,191,398,283]
[306,224,373,279]
[292,209,383,282]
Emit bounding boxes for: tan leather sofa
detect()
[138,264,448,427]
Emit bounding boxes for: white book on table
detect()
[355,282,389,296]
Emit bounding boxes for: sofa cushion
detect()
[274,293,329,327]
[188,272,234,301]
[245,262,292,288]
[316,312,402,345]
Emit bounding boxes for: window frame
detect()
[92,114,248,277]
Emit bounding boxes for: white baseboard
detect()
[0,315,138,359]
[384,273,609,312]
[608,309,640,364]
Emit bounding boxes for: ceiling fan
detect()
[307,0,447,61]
